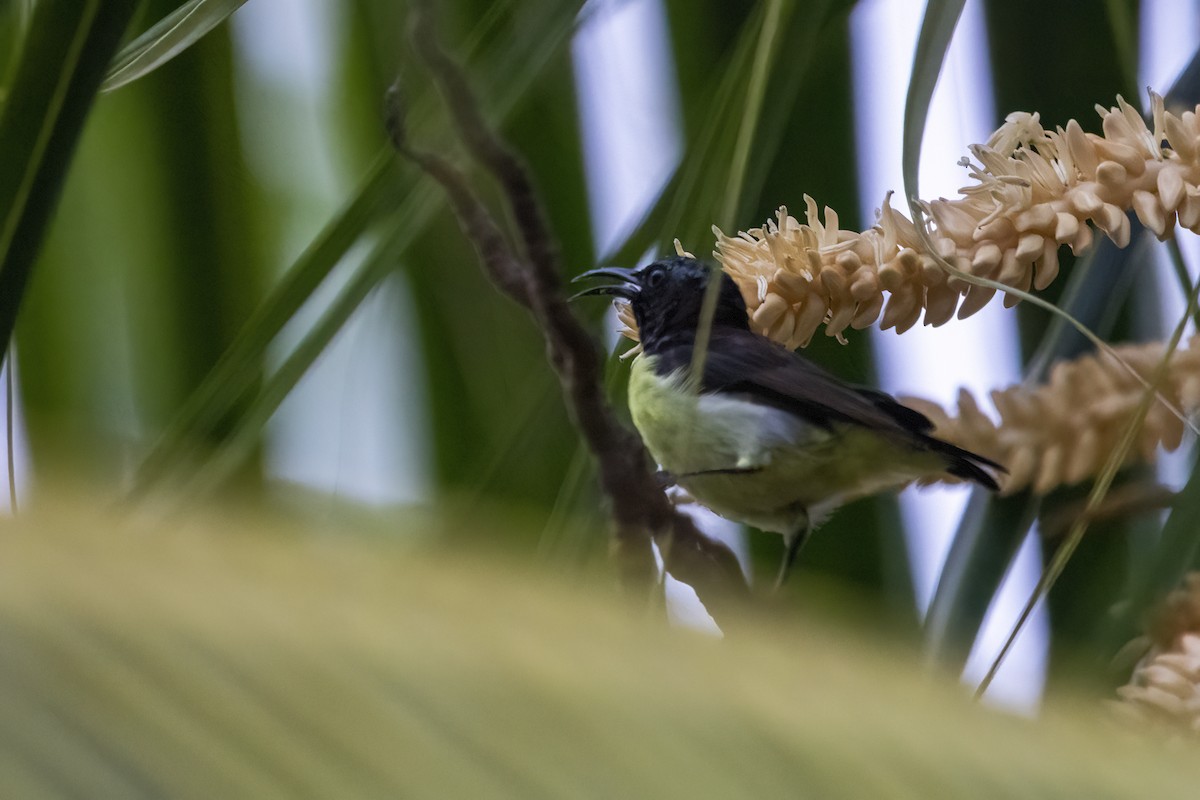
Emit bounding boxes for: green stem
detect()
[0,0,137,357]
[974,249,1200,700]
[692,0,788,392]
[720,0,785,229]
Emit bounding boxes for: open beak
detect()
[569,266,641,301]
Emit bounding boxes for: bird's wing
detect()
[852,386,937,434]
[655,329,1002,488]
[655,328,930,438]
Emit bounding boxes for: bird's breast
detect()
[627,355,823,476]
[626,354,937,533]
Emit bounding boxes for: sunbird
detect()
[574,256,1003,588]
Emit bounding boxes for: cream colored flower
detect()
[901,336,1200,495]
[706,91,1200,347]
[1115,634,1200,735]
[1115,575,1200,736]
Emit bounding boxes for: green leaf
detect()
[3,506,1200,796]
[720,0,791,230]
[0,0,32,95]
[917,8,1200,676]
[0,0,137,357]
[900,0,965,207]
[1118,455,1200,624]
[923,236,1143,670]
[1099,49,1200,651]
[604,0,848,266]
[102,0,249,93]
[130,0,584,500]
[173,231,401,503]
[127,151,406,500]
[924,492,1040,670]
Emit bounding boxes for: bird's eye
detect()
[645,268,665,288]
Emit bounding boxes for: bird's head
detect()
[572,256,748,351]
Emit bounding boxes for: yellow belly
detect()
[627,354,940,533]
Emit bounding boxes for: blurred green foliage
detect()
[2,0,1200,752]
[0,499,1196,798]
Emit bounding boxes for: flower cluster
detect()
[901,337,1200,495]
[711,91,1200,348]
[1115,574,1200,736]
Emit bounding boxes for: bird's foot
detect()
[653,469,677,490]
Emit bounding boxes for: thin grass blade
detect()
[899,0,964,208]
[103,0,249,93]
[130,0,583,499]
[923,233,1142,669]
[1101,48,1200,641]
[691,0,793,394]
[0,0,137,357]
[172,233,402,505]
[603,0,846,267]
[127,151,405,499]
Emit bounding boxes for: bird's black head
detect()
[572,256,748,353]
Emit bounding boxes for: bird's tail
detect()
[927,438,1005,491]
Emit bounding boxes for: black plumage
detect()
[574,255,1004,586]
[580,255,1001,492]
[651,327,1002,491]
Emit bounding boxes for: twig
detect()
[1037,481,1177,541]
[388,3,746,611]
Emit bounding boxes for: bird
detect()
[573,255,1003,589]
